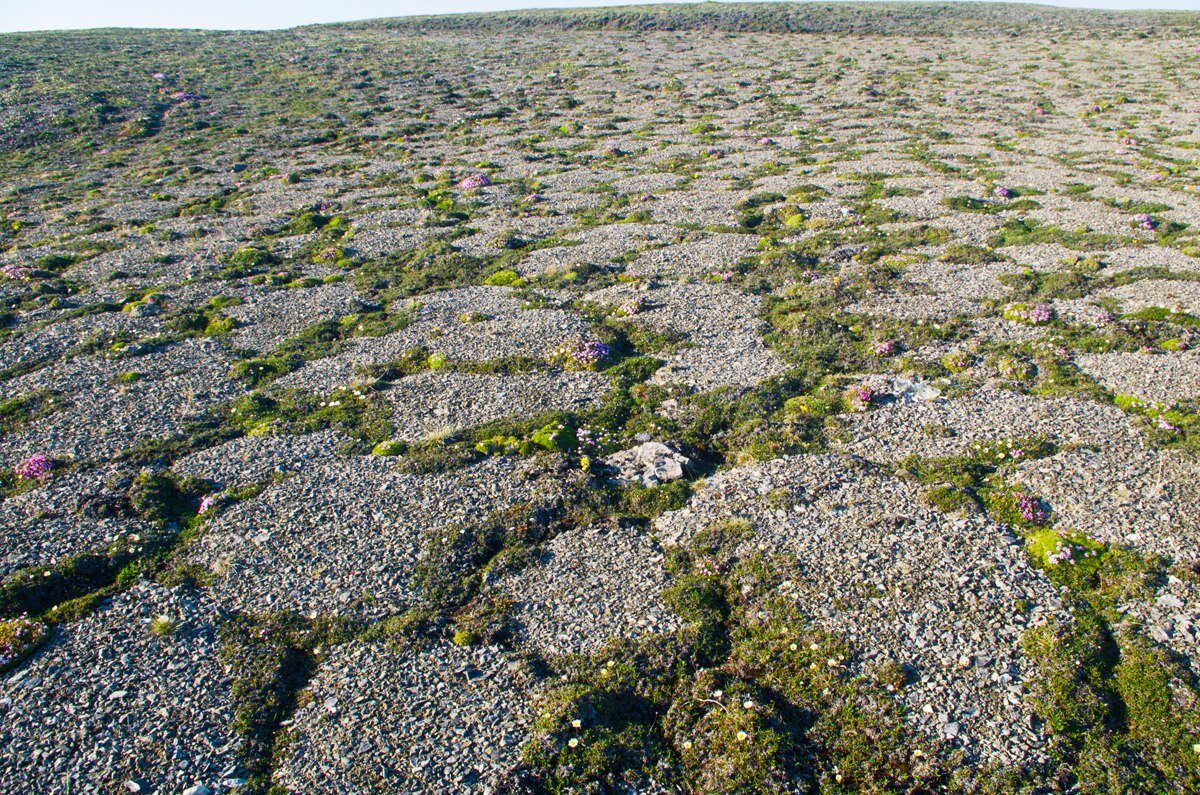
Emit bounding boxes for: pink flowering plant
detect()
[551,338,613,371]
[14,454,52,480]
[870,339,897,357]
[847,386,874,412]
[1003,302,1054,326]
[457,173,492,190]
[0,616,48,672]
[0,263,31,282]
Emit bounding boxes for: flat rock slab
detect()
[0,464,154,577]
[383,369,610,442]
[1076,351,1200,404]
[277,286,591,393]
[488,523,679,658]
[588,280,786,391]
[902,260,1027,301]
[190,455,565,617]
[0,583,241,795]
[1100,278,1200,316]
[172,430,352,491]
[1117,576,1200,679]
[624,234,758,279]
[1011,445,1200,561]
[845,291,985,320]
[516,223,680,277]
[657,453,1066,766]
[274,640,533,793]
[227,282,368,354]
[837,385,1142,464]
[0,338,243,463]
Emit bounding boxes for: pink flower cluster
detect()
[711,270,734,282]
[0,263,31,282]
[871,340,896,357]
[1016,494,1049,525]
[1005,302,1053,325]
[1134,213,1157,231]
[993,185,1012,199]
[1086,307,1115,327]
[851,387,874,412]
[14,454,52,480]
[457,173,491,189]
[555,338,611,369]
[1046,539,1100,567]
[0,616,47,669]
[1157,417,1180,433]
[617,297,645,316]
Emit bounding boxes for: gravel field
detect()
[2,7,1199,792]
[0,583,242,794]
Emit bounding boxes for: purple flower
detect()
[169,91,200,102]
[993,186,1011,199]
[1086,307,1114,327]
[458,173,491,190]
[1016,494,1050,525]
[1,263,31,282]
[871,340,896,357]
[0,615,47,669]
[711,270,734,282]
[554,338,611,369]
[14,454,52,480]
[1046,541,1074,566]
[1157,417,1180,433]
[1134,213,1157,231]
[198,495,218,514]
[851,387,874,412]
[758,137,776,146]
[1004,302,1053,326]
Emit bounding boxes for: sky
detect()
[2,0,1199,33]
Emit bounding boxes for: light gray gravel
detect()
[0,463,153,577]
[837,384,1143,464]
[274,639,534,793]
[190,455,567,617]
[1010,445,1200,561]
[277,286,591,393]
[657,453,1067,766]
[226,282,369,354]
[171,430,352,490]
[1100,278,1200,316]
[382,369,610,442]
[1075,351,1200,404]
[488,522,679,658]
[0,582,242,795]
[0,338,243,463]
[588,280,786,390]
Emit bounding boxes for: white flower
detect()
[568,738,579,748]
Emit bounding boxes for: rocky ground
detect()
[2,4,1200,793]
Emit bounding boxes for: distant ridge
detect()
[348,2,1200,36]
